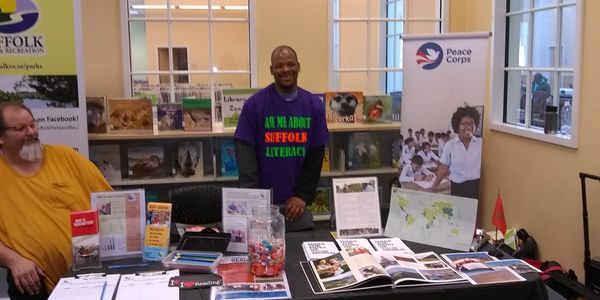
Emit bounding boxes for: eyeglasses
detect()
[2,122,37,133]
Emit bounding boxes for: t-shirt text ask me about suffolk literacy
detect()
[264,116,313,158]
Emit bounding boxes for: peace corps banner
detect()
[0,0,88,155]
[400,32,490,201]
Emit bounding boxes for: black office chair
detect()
[169,184,225,225]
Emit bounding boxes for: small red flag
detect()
[491,193,507,235]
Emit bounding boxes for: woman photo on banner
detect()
[429,105,482,199]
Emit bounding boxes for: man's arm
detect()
[285,145,325,220]
[234,139,260,188]
[0,241,45,296]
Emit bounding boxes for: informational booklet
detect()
[300,247,464,294]
[143,202,172,261]
[332,177,383,238]
[302,241,339,260]
[221,188,271,252]
[91,189,146,260]
[210,256,291,300]
[441,252,526,285]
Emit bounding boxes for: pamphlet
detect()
[70,210,101,271]
[210,256,291,300]
[143,202,172,261]
[332,177,382,238]
[91,189,146,260]
[221,188,271,252]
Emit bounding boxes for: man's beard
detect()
[19,140,43,162]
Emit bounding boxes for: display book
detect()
[106,98,153,134]
[300,237,465,294]
[70,210,101,271]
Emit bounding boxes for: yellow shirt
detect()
[0,145,112,291]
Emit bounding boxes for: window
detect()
[122,0,254,104]
[331,0,446,95]
[490,0,581,147]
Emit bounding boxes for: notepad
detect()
[49,274,120,300]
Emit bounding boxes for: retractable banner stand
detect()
[0,0,88,155]
[400,32,490,200]
[385,33,490,251]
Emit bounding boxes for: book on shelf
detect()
[70,210,101,271]
[173,141,204,178]
[302,241,339,260]
[89,144,121,181]
[107,98,153,134]
[156,103,183,131]
[307,186,331,221]
[221,88,259,128]
[182,98,212,131]
[86,96,107,133]
[440,252,526,285]
[321,146,330,172]
[347,132,381,170]
[364,95,392,123]
[301,244,465,294]
[325,91,364,123]
[220,139,238,177]
[127,145,168,179]
[143,202,172,261]
[390,91,402,122]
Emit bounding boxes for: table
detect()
[68,228,549,300]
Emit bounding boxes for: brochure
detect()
[142,202,172,261]
[91,189,146,260]
[210,256,291,300]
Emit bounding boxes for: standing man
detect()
[234,45,329,228]
[429,105,482,199]
[0,103,112,299]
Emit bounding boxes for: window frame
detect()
[328,0,448,94]
[489,0,582,148]
[119,0,257,102]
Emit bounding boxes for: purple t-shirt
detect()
[234,84,329,205]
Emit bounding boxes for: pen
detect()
[107,263,150,269]
[99,280,107,300]
[173,257,215,264]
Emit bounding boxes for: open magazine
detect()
[300,238,465,294]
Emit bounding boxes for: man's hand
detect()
[284,197,306,221]
[7,255,45,296]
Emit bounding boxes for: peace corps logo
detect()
[0,0,39,34]
[416,42,443,70]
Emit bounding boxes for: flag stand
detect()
[487,228,504,258]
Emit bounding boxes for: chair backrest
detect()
[169,184,225,225]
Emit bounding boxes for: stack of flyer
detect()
[70,210,101,271]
